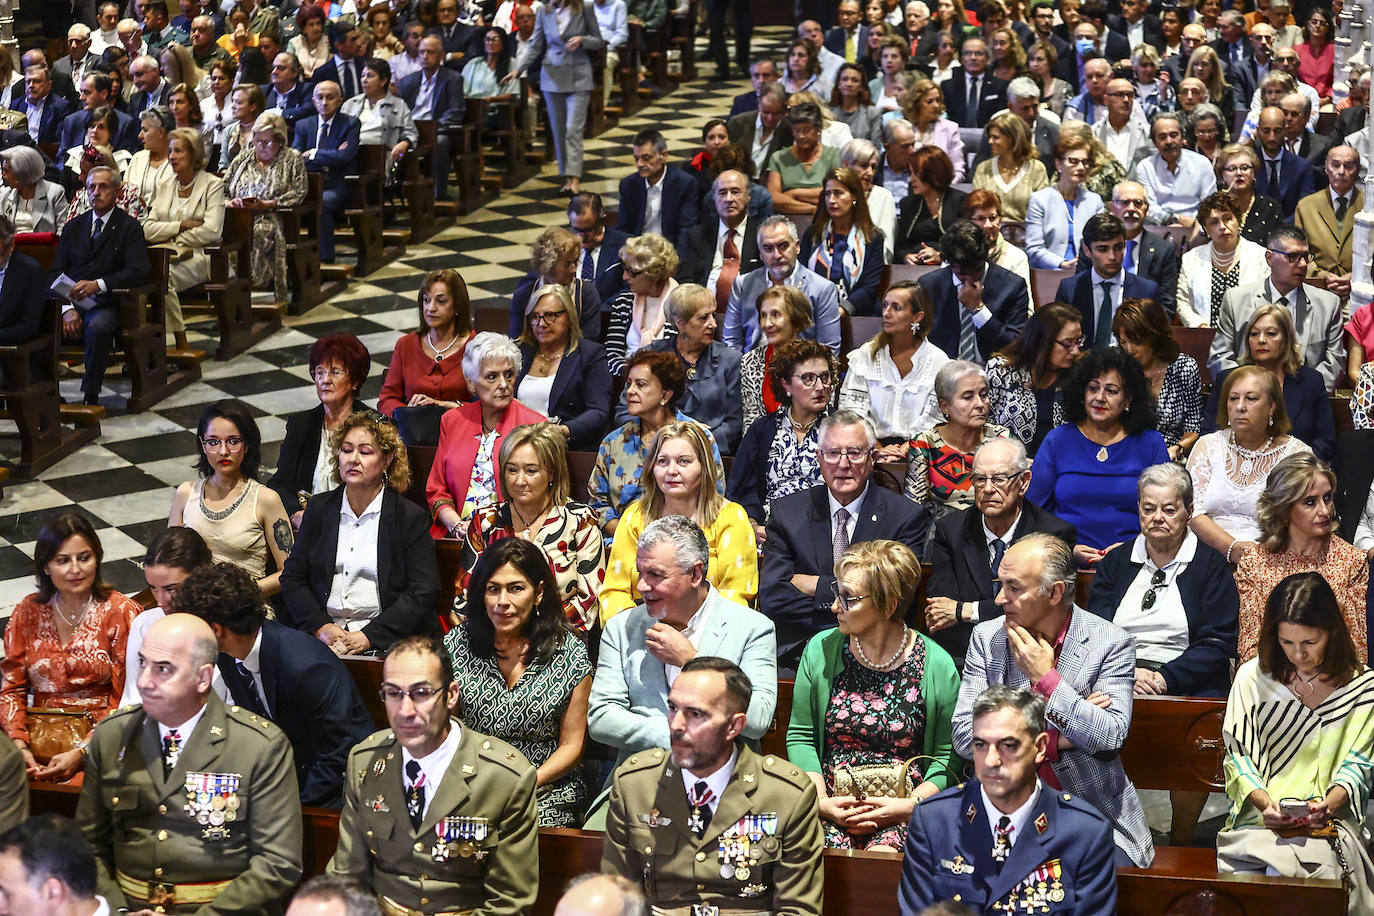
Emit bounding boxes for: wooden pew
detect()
[181,207,280,361]
[1173,326,1215,386]
[343,655,387,730]
[1031,267,1074,310]
[280,173,334,313]
[477,84,542,189]
[341,147,398,278]
[668,0,698,82]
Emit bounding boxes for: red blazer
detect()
[425,399,547,538]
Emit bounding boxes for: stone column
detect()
[1349,8,1374,319]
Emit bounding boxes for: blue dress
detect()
[1026,425,1170,550]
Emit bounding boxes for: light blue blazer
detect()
[724,263,842,356]
[1025,184,1106,269]
[587,586,778,769]
[518,3,606,94]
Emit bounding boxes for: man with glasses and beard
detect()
[602,657,823,916]
[328,636,539,915]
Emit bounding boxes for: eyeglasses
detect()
[831,587,870,611]
[1055,335,1085,351]
[793,371,834,388]
[201,436,244,450]
[313,366,348,380]
[1268,248,1311,264]
[379,683,443,704]
[970,472,1021,488]
[624,265,646,278]
[1140,568,1166,611]
[1221,163,1253,173]
[1060,156,1091,167]
[530,310,564,326]
[820,446,873,463]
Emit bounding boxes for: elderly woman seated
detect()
[1218,572,1374,912]
[219,82,267,171]
[281,409,440,655]
[603,232,679,377]
[1235,453,1367,664]
[508,226,603,341]
[786,539,961,851]
[0,148,65,235]
[426,331,547,539]
[125,106,173,198]
[224,111,308,301]
[142,128,223,352]
[340,57,418,180]
[767,102,841,218]
[515,283,613,452]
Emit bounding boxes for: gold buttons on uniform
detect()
[154,868,163,878]
[414,842,424,852]
[696,884,705,892]
[366,830,374,838]
[157,830,168,841]
[643,846,653,854]
[111,797,119,805]
[954,895,962,902]
[421,899,429,906]
[764,756,775,765]
[695,852,706,862]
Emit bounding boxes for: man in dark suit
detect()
[0,216,53,386]
[1024,2,1071,60]
[292,81,360,264]
[54,25,101,96]
[1055,212,1160,347]
[262,51,314,123]
[57,72,139,154]
[726,82,791,183]
[127,53,170,113]
[1335,71,1368,141]
[761,411,929,674]
[942,38,1008,129]
[1283,91,1335,189]
[21,49,77,108]
[728,58,778,117]
[1161,23,1207,87]
[924,438,1076,669]
[179,563,375,810]
[312,21,366,99]
[397,35,466,200]
[53,165,151,405]
[568,191,630,305]
[1253,105,1316,220]
[1210,11,1251,78]
[1076,1,1129,60]
[615,129,700,251]
[680,168,762,305]
[918,221,1028,364]
[823,0,867,63]
[10,64,74,145]
[1106,0,1164,53]
[1076,179,1179,316]
[430,0,483,69]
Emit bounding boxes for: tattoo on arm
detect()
[273,517,294,553]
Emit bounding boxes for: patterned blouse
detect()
[985,355,1066,456]
[1234,538,1369,664]
[766,412,823,510]
[461,430,499,522]
[1351,363,1374,429]
[903,423,1010,515]
[0,592,142,743]
[453,501,606,633]
[741,345,782,432]
[1209,263,1242,327]
[1153,354,1205,448]
[586,412,724,530]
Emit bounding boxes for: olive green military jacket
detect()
[75,693,304,916]
[0,736,28,834]
[602,743,824,916]
[328,723,539,916]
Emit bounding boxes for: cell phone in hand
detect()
[1280,799,1310,819]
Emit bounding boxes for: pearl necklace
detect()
[1211,245,1238,271]
[852,627,913,670]
[427,329,459,362]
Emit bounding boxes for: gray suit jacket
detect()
[516,4,605,93]
[1092,117,1154,172]
[1208,279,1345,391]
[724,263,842,355]
[952,610,1154,868]
[587,587,778,769]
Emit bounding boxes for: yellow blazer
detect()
[598,499,759,626]
[141,170,226,264]
[1295,187,1363,281]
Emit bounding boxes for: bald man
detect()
[76,614,303,915]
[554,874,648,916]
[1253,105,1316,219]
[1295,144,1364,299]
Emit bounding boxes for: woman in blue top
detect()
[1027,347,1170,566]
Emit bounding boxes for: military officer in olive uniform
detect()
[328,636,539,916]
[602,657,824,916]
[898,686,1118,916]
[75,613,304,916]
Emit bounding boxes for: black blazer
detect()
[261,81,314,123]
[588,226,631,304]
[728,89,758,117]
[1075,231,1180,317]
[516,339,614,451]
[823,24,870,57]
[941,68,1008,129]
[280,485,441,650]
[1086,538,1238,697]
[926,499,1076,668]
[761,483,930,672]
[1298,131,1337,191]
[397,66,467,126]
[8,94,73,145]
[507,276,602,341]
[680,215,761,287]
[1252,146,1317,220]
[216,620,375,808]
[917,263,1029,359]
[1108,14,1165,52]
[726,110,793,180]
[266,398,370,512]
[57,106,140,154]
[895,187,967,262]
[798,229,886,316]
[1203,366,1335,461]
[1054,270,1161,345]
[52,207,150,312]
[615,166,700,252]
[0,251,52,383]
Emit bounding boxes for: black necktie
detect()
[967,76,979,125]
[1336,196,1349,223]
[1095,280,1114,347]
[90,214,102,242]
[162,729,181,778]
[234,660,267,716]
[1268,157,1280,191]
[405,759,425,830]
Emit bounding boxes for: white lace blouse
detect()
[1186,430,1311,541]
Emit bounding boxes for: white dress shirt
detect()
[949,264,995,347]
[680,745,738,807]
[326,487,385,628]
[838,338,950,439]
[1135,149,1217,223]
[159,702,207,752]
[235,629,272,716]
[1111,532,1196,667]
[980,778,1042,847]
[664,596,717,685]
[707,216,748,290]
[982,509,1021,572]
[1088,268,1125,343]
[751,113,775,176]
[401,719,463,819]
[1101,119,1135,167]
[643,169,666,236]
[827,484,870,551]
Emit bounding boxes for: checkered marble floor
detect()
[0,27,793,610]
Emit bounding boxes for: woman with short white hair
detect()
[840,137,896,263]
[0,146,66,233]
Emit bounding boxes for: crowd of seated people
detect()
[11,0,1374,911]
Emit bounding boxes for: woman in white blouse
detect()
[340,57,418,181]
[200,61,235,147]
[142,128,224,351]
[124,106,174,197]
[840,138,895,264]
[288,3,331,80]
[0,147,66,234]
[1176,190,1270,327]
[839,279,949,459]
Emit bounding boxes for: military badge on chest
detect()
[993,858,1064,913]
[431,816,489,862]
[716,815,778,882]
[184,771,242,840]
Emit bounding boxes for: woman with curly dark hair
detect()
[1027,347,1170,564]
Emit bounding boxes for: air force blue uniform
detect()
[898,780,1118,916]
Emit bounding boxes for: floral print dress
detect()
[821,638,929,849]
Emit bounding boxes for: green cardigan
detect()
[785,627,964,790]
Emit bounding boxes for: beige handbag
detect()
[832,754,954,800]
[26,708,93,764]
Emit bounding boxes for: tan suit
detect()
[602,743,824,916]
[1295,187,1363,290]
[140,169,226,333]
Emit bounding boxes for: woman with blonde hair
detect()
[801,167,887,315]
[159,43,207,98]
[598,419,757,624]
[988,26,1026,84]
[515,284,613,451]
[899,75,965,183]
[509,225,602,339]
[603,232,679,376]
[1188,45,1235,115]
[1056,120,1127,202]
[971,110,1049,223]
[1027,41,1069,116]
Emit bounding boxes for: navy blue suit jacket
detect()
[129,82,171,113]
[615,166,700,251]
[1253,147,1317,220]
[517,340,614,450]
[898,780,1118,916]
[397,66,467,126]
[292,113,361,195]
[1055,270,1161,345]
[9,94,73,145]
[52,207,151,312]
[215,620,375,808]
[261,81,314,123]
[823,24,869,56]
[57,107,139,154]
[728,89,758,117]
[428,21,484,66]
[941,68,1008,129]
[588,227,631,304]
[311,57,366,97]
[919,263,1029,359]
